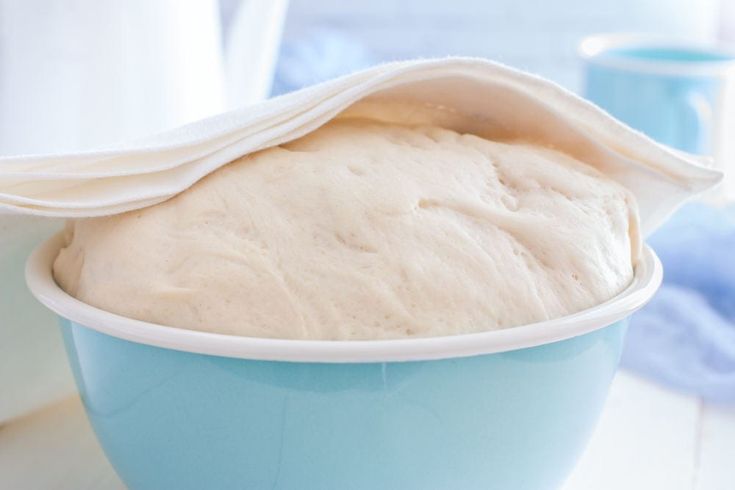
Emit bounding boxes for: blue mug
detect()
[580,34,735,159]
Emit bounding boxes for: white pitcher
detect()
[0,0,288,423]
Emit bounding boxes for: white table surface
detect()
[1,370,733,490]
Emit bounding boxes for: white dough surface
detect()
[54,119,639,340]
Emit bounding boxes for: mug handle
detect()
[679,91,712,154]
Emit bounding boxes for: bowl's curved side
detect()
[27,233,661,362]
[61,319,626,490]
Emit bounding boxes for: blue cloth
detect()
[272,29,375,96]
[622,204,735,403]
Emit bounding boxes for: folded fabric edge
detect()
[0,57,723,219]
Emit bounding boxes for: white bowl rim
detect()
[26,233,662,363]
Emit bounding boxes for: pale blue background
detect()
[270,0,721,93]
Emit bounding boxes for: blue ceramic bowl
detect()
[27,234,662,490]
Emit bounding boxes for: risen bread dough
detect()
[53,119,639,340]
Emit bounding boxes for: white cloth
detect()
[0,58,721,235]
[0,57,722,422]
